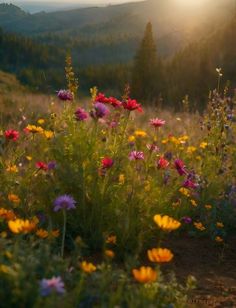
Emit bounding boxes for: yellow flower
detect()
[106,235,117,245]
[8,219,37,234]
[153,215,181,232]
[147,248,174,263]
[8,194,20,205]
[200,142,208,149]
[26,156,32,161]
[205,204,212,210]
[187,146,197,154]
[179,187,190,197]
[134,130,147,138]
[0,208,16,221]
[6,165,18,173]
[25,125,44,134]
[190,199,197,207]
[80,261,96,273]
[216,222,224,228]
[105,249,115,258]
[36,229,49,239]
[215,236,223,243]
[119,174,125,185]
[128,135,136,142]
[162,139,168,144]
[132,266,157,284]
[37,119,45,125]
[194,222,206,231]
[44,130,54,139]
[196,155,202,161]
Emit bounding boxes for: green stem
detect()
[61,209,67,258]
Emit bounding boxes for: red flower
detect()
[36,162,48,171]
[95,93,122,108]
[174,159,187,176]
[4,130,19,141]
[157,157,169,169]
[101,157,114,169]
[122,98,143,112]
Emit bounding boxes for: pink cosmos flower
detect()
[4,130,19,141]
[129,151,144,161]
[150,118,166,128]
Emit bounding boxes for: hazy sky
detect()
[12,0,143,3]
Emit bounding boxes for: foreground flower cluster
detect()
[0,74,235,306]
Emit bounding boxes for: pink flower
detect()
[129,151,144,161]
[122,98,143,112]
[183,179,198,189]
[174,159,187,176]
[4,130,19,141]
[36,162,48,171]
[150,118,166,128]
[146,144,159,153]
[101,157,114,169]
[57,90,73,101]
[157,157,169,169]
[74,108,89,121]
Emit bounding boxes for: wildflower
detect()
[80,261,96,273]
[132,266,157,284]
[26,156,32,161]
[157,157,169,169]
[106,235,117,244]
[105,249,115,258]
[47,161,57,170]
[216,222,224,228]
[179,187,190,197]
[147,144,159,153]
[6,165,19,173]
[128,135,136,143]
[101,157,114,169]
[44,130,54,139]
[187,146,197,154]
[40,276,65,296]
[205,205,212,210]
[8,219,37,234]
[90,102,109,119]
[200,142,208,149]
[53,195,76,212]
[122,98,142,112]
[57,89,73,101]
[8,194,20,204]
[36,229,49,239]
[4,130,19,141]
[183,179,198,189]
[150,118,166,128]
[135,130,147,138]
[190,199,197,207]
[147,248,174,263]
[194,222,206,231]
[129,151,144,161]
[48,229,60,239]
[215,236,223,243]
[119,174,125,185]
[181,216,192,224]
[37,119,45,125]
[25,125,44,134]
[153,215,181,232]
[174,159,187,176]
[75,108,89,121]
[36,162,48,171]
[0,208,16,221]
[95,93,122,108]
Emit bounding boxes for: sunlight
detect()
[175,0,208,7]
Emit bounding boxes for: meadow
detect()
[0,63,236,307]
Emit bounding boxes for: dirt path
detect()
[166,236,236,307]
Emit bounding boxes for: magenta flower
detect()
[101,157,114,169]
[57,90,73,101]
[150,118,166,128]
[181,217,192,224]
[75,108,89,121]
[183,179,198,189]
[53,195,76,212]
[129,151,144,161]
[90,102,109,119]
[174,159,187,176]
[40,276,65,296]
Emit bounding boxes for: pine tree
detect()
[131,22,163,103]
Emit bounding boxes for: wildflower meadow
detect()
[0,61,236,307]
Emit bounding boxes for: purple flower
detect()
[75,108,89,121]
[181,217,192,224]
[47,161,57,170]
[57,90,73,101]
[53,195,76,212]
[40,276,65,296]
[129,151,144,161]
[90,102,109,119]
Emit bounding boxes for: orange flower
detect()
[80,261,96,273]
[105,249,115,258]
[106,235,117,245]
[215,236,223,243]
[147,248,174,263]
[8,219,37,234]
[0,208,16,221]
[8,194,20,205]
[132,266,157,284]
[194,222,206,231]
[36,229,49,239]
[153,215,181,232]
